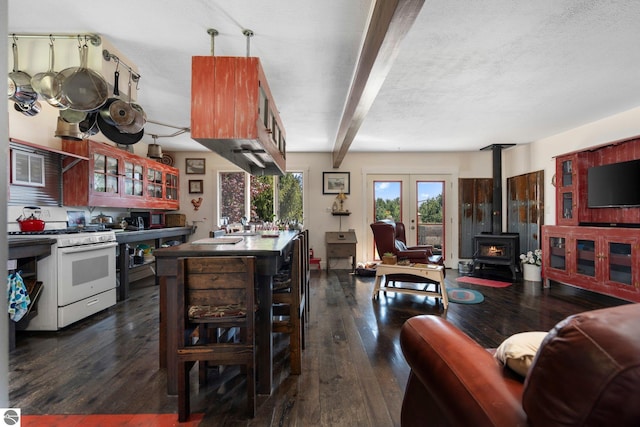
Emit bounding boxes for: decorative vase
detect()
[523,263,542,282]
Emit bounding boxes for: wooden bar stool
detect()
[272,235,306,374]
[176,256,257,421]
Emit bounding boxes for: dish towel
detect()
[7,271,30,322]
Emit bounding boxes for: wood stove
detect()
[473,233,520,280]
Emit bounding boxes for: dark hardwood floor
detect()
[9,268,629,426]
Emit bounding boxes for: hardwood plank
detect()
[9,268,628,426]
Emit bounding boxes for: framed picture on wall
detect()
[189,180,203,194]
[185,158,206,174]
[323,172,350,194]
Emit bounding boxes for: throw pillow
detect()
[494,331,548,377]
[395,239,408,251]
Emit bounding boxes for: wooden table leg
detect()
[256,274,273,395]
[372,274,383,299]
[163,276,178,395]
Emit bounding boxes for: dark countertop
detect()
[8,237,56,259]
[154,230,298,259]
[114,226,195,244]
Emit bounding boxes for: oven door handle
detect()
[59,241,118,254]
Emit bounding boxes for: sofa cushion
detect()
[523,304,640,426]
[494,331,548,377]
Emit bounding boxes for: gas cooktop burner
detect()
[9,227,105,236]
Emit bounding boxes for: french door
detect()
[366,174,450,262]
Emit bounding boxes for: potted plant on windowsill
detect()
[520,249,542,282]
[382,252,397,265]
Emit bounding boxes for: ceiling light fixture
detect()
[242,151,265,169]
[234,146,266,168]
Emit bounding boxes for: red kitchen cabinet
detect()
[62,139,179,210]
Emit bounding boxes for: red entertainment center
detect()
[542,136,640,302]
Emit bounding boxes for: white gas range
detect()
[10,228,118,330]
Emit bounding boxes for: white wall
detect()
[8,96,640,270]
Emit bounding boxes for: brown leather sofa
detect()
[399,303,640,427]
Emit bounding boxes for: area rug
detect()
[20,413,204,426]
[447,288,484,304]
[456,276,512,288]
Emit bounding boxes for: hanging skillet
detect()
[116,71,145,134]
[97,111,144,145]
[54,43,108,111]
[99,68,133,126]
[31,39,67,109]
[106,69,135,127]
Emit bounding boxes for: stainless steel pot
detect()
[14,100,42,117]
[115,71,146,134]
[54,116,83,140]
[100,70,134,127]
[8,43,38,106]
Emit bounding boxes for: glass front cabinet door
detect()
[556,154,579,225]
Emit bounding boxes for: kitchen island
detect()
[115,226,194,301]
[154,230,298,396]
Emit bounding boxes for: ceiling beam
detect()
[331,0,425,168]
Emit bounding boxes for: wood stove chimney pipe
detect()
[480,144,515,234]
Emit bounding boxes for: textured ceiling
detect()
[8,0,640,157]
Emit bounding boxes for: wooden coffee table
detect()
[372,263,448,309]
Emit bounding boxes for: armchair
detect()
[370,221,444,287]
[370,221,443,265]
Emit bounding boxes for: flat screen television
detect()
[587,159,640,208]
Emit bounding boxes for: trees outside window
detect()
[219,171,304,227]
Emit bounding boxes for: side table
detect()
[372,263,447,309]
[325,231,357,271]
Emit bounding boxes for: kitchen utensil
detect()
[54,44,108,111]
[79,111,99,136]
[59,108,87,124]
[8,42,38,106]
[16,206,46,232]
[101,70,134,127]
[54,116,83,140]
[31,40,67,109]
[115,71,145,134]
[96,109,144,145]
[14,100,42,117]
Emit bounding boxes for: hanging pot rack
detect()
[8,33,101,46]
[102,49,140,83]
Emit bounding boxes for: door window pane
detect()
[374,181,401,221]
[417,181,444,254]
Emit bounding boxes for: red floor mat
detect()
[456,276,512,288]
[21,413,203,427]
